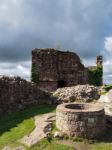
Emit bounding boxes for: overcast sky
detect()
[0,0,112,84]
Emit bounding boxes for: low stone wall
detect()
[0,76,52,116]
[56,103,106,138]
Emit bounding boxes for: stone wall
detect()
[0,76,51,116]
[32,48,89,91]
[56,103,106,138]
[38,81,57,92]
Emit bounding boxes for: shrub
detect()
[31,63,39,84]
[88,65,103,86]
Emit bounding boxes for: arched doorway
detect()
[57,80,67,88]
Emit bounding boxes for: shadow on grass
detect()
[0,104,56,136]
[97,125,112,143]
[90,121,112,144]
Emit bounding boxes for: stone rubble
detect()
[98,90,112,124]
[53,84,100,103]
[99,89,112,103]
[53,131,63,138]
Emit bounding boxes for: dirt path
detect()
[19,112,91,149]
[57,140,91,150]
[19,113,55,147]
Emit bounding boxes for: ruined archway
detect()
[57,80,67,88]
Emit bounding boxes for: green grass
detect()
[0,104,74,150]
[0,104,56,149]
[1,104,112,150]
[103,84,112,92]
[27,138,74,150]
[91,143,112,150]
[0,118,34,148]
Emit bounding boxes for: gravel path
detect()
[19,113,55,147]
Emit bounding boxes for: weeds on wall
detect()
[88,65,103,86]
[31,63,39,84]
[103,84,112,91]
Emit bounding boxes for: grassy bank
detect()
[0,104,74,150]
[0,104,112,150]
[0,105,55,149]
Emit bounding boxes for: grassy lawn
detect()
[0,104,74,150]
[27,138,74,150]
[91,143,112,150]
[0,104,112,150]
[0,105,55,149]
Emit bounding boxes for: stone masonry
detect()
[0,76,51,116]
[32,48,102,91]
[32,48,88,91]
[56,103,106,138]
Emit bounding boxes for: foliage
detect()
[88,65,103,86]
[103,84,112,92]
[31,63,39,84]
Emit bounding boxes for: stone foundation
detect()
[56,103,106,138]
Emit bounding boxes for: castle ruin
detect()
[32,48,103,91]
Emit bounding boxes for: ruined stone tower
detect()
[31,48,89,91]
[97,55,103,85]
[96,56,103,66]
[31,48,103,91]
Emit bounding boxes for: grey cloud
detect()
[0,0,112,60]
[0,0,112,82]
[104,75,112,84]
[0,61,31,80]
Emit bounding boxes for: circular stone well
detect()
[56,103,106,138]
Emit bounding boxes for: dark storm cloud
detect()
[0,0,112,82]
[0,0,112,62]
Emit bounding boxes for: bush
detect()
[88,65,103,86]
[31,63,39,84]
